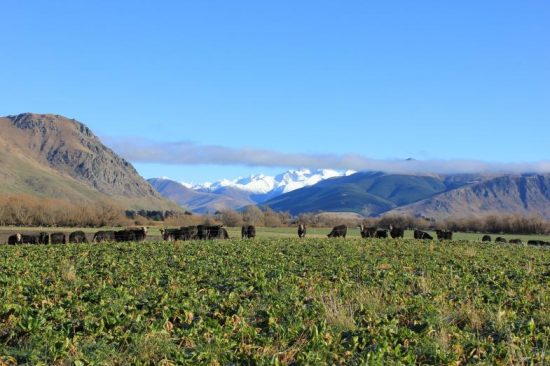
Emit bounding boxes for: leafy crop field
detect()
[1,239,549,364]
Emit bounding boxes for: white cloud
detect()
[105,137,550,174]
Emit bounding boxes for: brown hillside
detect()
[0,113,178,210]
[390,174,550,220]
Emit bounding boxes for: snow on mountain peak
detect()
[192,169,354,195]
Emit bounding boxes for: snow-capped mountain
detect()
[149,169,356,212]
[184,169,355,196]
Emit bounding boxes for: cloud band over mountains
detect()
[107,138,550,174]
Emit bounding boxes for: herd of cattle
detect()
[6,227,148,244]
[324,224,453,241]
[2,224,549,246]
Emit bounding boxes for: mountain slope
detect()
[148,178,255,213]
[264,172,453,216]
[389,174,550,219]
[0,113,177,210]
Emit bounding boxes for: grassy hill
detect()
[264,172,451,216]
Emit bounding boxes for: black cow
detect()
[495,237,507,243]
[481,235,492,242]
[129,227,148,242]
[197,225,228,240]
[93,231,116,243]
[297,224,306,238]
[50,232,66,244]
[328,225,347,238]
[8,233,22,245]
[17,233,48,244]
[210,225,229,239]
[435,230,453,241]
[181,226,198,240]
[509,239,523,244]
[414,230,433,240]
[375,229,388,238]
[69,231,88,244]
[389,226,404,239]
[114,230,136,242]
[160,228,178,241]
[241,225,256,239]
[527,240,547,246]
[358,225,376,238]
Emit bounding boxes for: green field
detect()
[1,238,549,364]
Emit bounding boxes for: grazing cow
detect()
[389,226,405,239]
[297,224,306,238]
[21,233,42,244]
[8,233,22,245]
[495,237,507,243]
[38,232,49,244]
[130,227,148,242]
[481,235,492,242]
[358,225,377,238]
[160,228,178,241]
[435,230,453,241]
[221,227,230,239]
[69,231,88,244]
[375,229,388,238]
[114,229,136,242]
[93,231,116,243]
[527,240,547,246]
[209,225,229,239]
[414,230,433,240]
[180,226,198,240]
[241,225,256,239]
[509,239,523,244]
[197,225,228,240]
[328,225,347,238]
[50,232,66,244]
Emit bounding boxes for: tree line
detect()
[0,195,548,234]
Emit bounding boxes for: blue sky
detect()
[1,1,549,183]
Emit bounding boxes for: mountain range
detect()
[0,113,177,210]
[3,112,549,220]
[148,169,353,213]
[151,171,550,219]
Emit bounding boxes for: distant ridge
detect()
[389,173,550,219]
[0,113,177,210]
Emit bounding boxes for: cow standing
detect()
[69,231,88,244]
[241,225,256,239]
[328,225,347,238]
[50,232,66,244]
[435,230,453,241]
[114,229,136,242]
[297,224,306,238]
[129,227,148,242]
[358,225,376,238]
[8,233,22,245]
[481,235,492,242]
[375,229,388,238]
[495,237,507,243]
[389,226,405,239]
[93,231,115,243]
